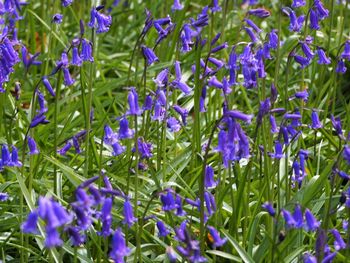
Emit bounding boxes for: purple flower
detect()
[118,118,134,140]
[293,204,303,228]
[282,209,296,228]
[309,9,320,30]
[123,199,137,227]
[28,136,39,155]
[52,13,63,24]
[61,0,73,7]
[341,41,350,60]
[111,141,125,156]
[1,145,10,165]
[172,0,183,11]
[225,110,253,123]
[21,211,38,234]
[42,76,55,97]
[172,80,192,95]
[167,117,181,132]
[67,226,85,246]
[11,146,22,167]
[336,60,347,74]
[71,46,82,66]
[247,8,270,18]
[287,9,305,32]
[314,0,329,20]
[166,247,177,262]
[301,42,314,60]
[205,165,218,189]
[0,192,9,201]
[244,26,259,43]
[160,190,177,211]
[173,105,188,125]
[294,55,311,68]
[292,0,306,8]
[136,138,152,159]
[317,48,331,64]
[153,68,168,87]
[81,39,94,62]
[38,197,72,229]
[175,194,186,216]
[210,0,221,12]
[37,90,47,114]
[262,202,276,216]
[45,227,63,248]
[141,45,159,66]
[244,18,262,33]
[58,142,72,156]
[156,221,170,237]
[311,111,322,129]
[110,228,131,262]
[303,253,317,263]
[343,145,350,165]
[270,115,279,133]
[331,115,343,136]
[207,226,227,247]
[126,88,142,115]
[331,229,346,250]
[62,67,75,86]
[304,208,320,232]
[269,141,284,159]
[94,10,112,34]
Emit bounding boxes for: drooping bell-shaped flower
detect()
[156,221,170,237]
[207,226,227,247]
[126,88,142,115]
[317,48,331,64]
[304,208,320,232]
[42,76,55,97]
[262,202,276,216]
[81,39,94,62]
[123,198,137,228]
[141,45,159,66]
[110,228,131,262]
[171,0,183,11]
[118,118,134,140]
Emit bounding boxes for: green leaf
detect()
[222,229,254,263]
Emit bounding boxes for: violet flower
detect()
[28,136,39,155]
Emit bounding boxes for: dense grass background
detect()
[0,0,350,262]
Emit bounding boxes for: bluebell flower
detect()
[309,9,320,30]
[293,204,303,228]
[58,141,72,156]
[211,42,228,53]
[174,220,187,242]
[11,146,22,167]
[244,26,259,43]
[42,76,55,97]
[72,205,92,230]
[336,60,347,74]
[270,115,279,133]
[71,46,82,66]
[143,94,153,111]
[301,42,314,60]
[282,209,296,228]
[303,253,317,263]
[45,227,63,248]
[126,88,142,115]
[343,145,350,166]
[294,55,311,68]
[341,41,350,60]
[247,8,270,18]
[262,202,276,216]
[292,0,306,8]
[153,68,168,87]
[111,141,126,156]
[88,7,112,33]
[317,48,331,64]
[204,191,216,217]
[123,198,137,227]
[62,67,74,86]
[172,0,183,11]
[172,79,192,95]
[38,197,72,229]
[331,229,346,250]
[331,115,343,137]
[175,194,186,216]
[156,221,170,237]
[208,76,223,89]
[269,141,284,159]
[136,138,152,159]
[110,228,130,262]
[205,165,218,189]
[167,117,181,132]
[314,0,329,20]
[21,211,39,233]
[294,90,309,101]
[81,39,94,62]
[207,226,227,247]
[2,144,11,166]
[166,247,177,263]
[311,111,322,129]
[103,125,118,145]
[61,0,73,7]
[118,118,134,140]
[304,208,320,232]
[226,110,253,123]
[173,105,188,125]
[160,190,178,211]
[99,197,113,236]
[66,226,85,246]
[52,13,63,24]
[321,252,337,263]
[244,18,261,33]
[0,192,9,201]
[37,90,48,114]
[141,45,159,66]
[210,0,221,12]
[287,9,305,32]
[21,46,41,70]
